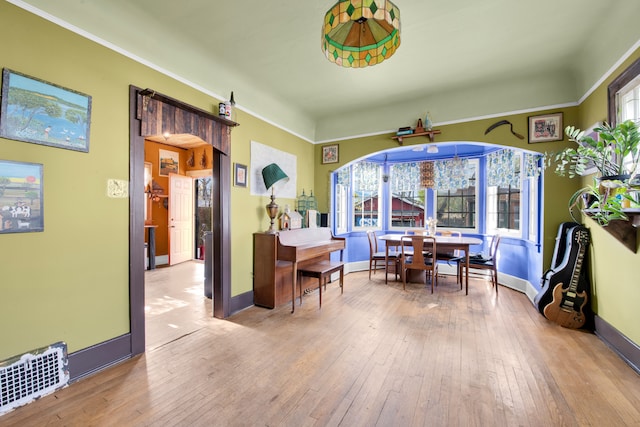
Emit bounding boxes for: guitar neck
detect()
[567,230,589,294]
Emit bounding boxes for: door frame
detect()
[129,85,233,355]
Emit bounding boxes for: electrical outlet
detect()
[107,179,128,198]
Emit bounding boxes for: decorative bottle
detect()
[424,111,433,131]
[225,91,235,121]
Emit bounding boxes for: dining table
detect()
[378,233,483,294]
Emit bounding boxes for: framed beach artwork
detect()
[0,160,44,234]
[0,69,92,152]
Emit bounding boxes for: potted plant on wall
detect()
[553,120,640,225]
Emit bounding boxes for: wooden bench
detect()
[296,260,344,309]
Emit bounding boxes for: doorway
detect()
[142,142,213,351]
[129,85,235,356]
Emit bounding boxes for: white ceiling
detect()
[10,0,640,142]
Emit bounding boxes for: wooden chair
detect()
[366,230,400,281]
[399,235,438,292]
[457,234,501,294]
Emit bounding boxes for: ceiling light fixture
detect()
[321,0,401,68]
[427,145,439,154]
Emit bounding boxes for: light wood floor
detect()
[144,261,211,351]
[4,266,640,426]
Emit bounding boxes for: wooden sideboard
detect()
[253,229,345,309]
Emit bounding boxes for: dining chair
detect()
[366,230,400,281]
[435,230,462,287]
[457,234,501,294]
[399,235,437,292]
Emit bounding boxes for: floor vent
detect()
[0,342,69,416]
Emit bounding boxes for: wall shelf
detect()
[391,129,441,145]
[584,208,640,252]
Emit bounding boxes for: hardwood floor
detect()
[144,261,211,351]
[4,268,640,426]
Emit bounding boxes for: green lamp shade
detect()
[262,163,289,191]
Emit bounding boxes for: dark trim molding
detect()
[608,56,640,125]
[230,291,254,316]
[594,314,640,375]
[68,334,132,382]
[129,85,146,356]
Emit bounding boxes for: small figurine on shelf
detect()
[415,118,425,134]
[280,204,291,230]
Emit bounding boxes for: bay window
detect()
[487,150,521,235]
[352,161,381,229]
[389,162,424,228]
[435,159,477,229]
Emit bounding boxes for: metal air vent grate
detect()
[0,342,69,415]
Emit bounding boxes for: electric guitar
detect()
[534,222,581,314]
[543,228,590,329]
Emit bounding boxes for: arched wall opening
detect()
[329,140,545,297]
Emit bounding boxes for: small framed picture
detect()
[234,163,247,187]
[322,144,339,164]
[159,149,179,176]
[0,160,44,234]
[528,112,563,143]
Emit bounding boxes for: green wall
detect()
[0,3,312,360]
[575,50,640,344]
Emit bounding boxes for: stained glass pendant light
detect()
[322,0,401,68]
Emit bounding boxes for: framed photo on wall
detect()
[322,144,339,164]
[234,163,248,187]
[0,68,92,152]
[0,159,44,234]
[528,112,563,143]
[159,149,179,176]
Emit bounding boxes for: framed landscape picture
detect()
[159,149,179,176]
[0,160,44,234]
[0,69,92,152]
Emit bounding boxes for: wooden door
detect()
[169,173,194,265]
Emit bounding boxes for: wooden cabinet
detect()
[253,232,332,308]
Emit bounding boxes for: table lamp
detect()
[261,163,289,233]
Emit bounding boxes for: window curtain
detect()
[390,162,421,191]
[353,161,379,191]
[336,167,350,187]
[524,153,542,179]
[433,158,474,191]
[487,149,520,188]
